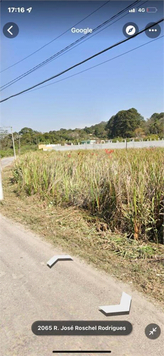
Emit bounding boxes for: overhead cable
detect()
[1,19,163,103]
[0,0,142,90]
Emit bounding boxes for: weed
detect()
[11,148,164,243]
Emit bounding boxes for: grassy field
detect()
[12,148,164,243]
[0,149,14,158]
[0,159,164,306]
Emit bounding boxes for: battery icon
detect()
[146,7,158,13]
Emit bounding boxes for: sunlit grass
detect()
[12,148,164,243]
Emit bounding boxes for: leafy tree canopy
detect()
[106,108,145,138]
[1,110,163,153]
[19,127,39,135]
[145,112,164,136]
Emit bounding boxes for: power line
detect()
[29,36,164,94]
[68,0,148,54]
[0,1,111,73]
[0,0,141,91]
[0,0,140,90]
[0,19,163,104]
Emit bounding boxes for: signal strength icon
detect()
[129,8,136,13]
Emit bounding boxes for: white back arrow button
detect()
[7,26,13,36]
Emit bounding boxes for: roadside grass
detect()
[0,149,14,158]
[12,148,164,243]
[0,145,37,159]
[0,164,164,307]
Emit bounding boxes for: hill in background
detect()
[0,108,163,156]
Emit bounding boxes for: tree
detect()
[94,122,107,138]
[145,112,164,136]
[19,127,38,135]
[106,108,145,138]
[134,127,145,139]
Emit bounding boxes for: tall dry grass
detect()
[12,148,164,243]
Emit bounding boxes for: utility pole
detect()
[125,139,127,151]
[1,126,16,159]
[11,126,16,159]
[18,135,20,155]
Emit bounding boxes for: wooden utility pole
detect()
[11,126,16,159]
[18,135,21,155]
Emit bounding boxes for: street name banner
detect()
[32,320,132,335]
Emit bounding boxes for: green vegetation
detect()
[0,149,14,158]
[0,109,163,157]
[12,148,164,244]
[106,108,145,138]
[1,163,164,305]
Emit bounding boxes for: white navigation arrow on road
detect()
[47,255,73,268]
[7,26,13,35]
[99,292,132,316]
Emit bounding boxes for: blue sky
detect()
[0,1,164,133]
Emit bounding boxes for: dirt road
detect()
[1,156,15,168]
[0,212,164,356]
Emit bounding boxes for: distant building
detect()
[96,139,105,144]
[38,144,46,150]
[81,140,96,144]
[38,144,61,151]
